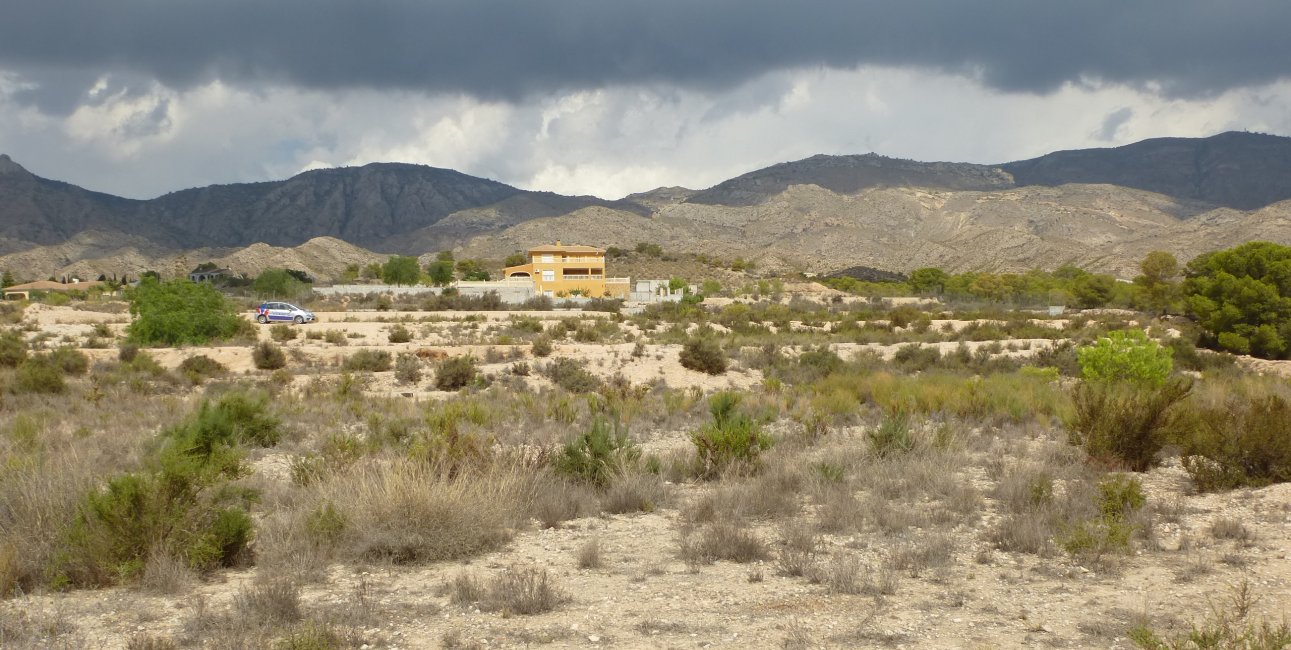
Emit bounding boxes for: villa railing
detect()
[606,277,630,284]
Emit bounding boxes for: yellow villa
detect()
[503,242,630,299]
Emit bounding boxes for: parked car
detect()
[255,302,316,324]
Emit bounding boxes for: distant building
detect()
[3,279,106,301]
[188,267,230,283]
[502,242,630,299]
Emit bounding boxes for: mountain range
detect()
[2,131,1291,281]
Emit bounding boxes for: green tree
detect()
[426,258,456,286]
[1182,241,1291,359]
[126,278,249,346]
[340,263,360,283]
[252,268,307,299]
[1,270,13,288]
[381,256,421,286]
[908,268,948,295]
[1134,251,1180,315]
[455,259,490,281]
[1077,329,1173,387]
[1070,273,1116,309]
[361,263,383,281]
[503,252,528,267]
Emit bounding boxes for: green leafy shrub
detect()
[118,342,139,363]
[531,335,553,357]
[387,324,413,343]
[51,393,274,587]
[269,325,298,342]
[253,341,287,370]
[555,419,641,487]
[1179,394,1291,491]
[434,355,477,390]
[1058,475,1145,560]
[679,337,727,375]
[868,411,914,457]
[394,353,422,385]
[167,390,282,450]
[323,330,347,346]
[342,349,392,372]
[690,392,773,478]
[178,355,227,383]
[1078,330,1173,386]
[0,330,27,367]
[1068,378,1191,471]
[126,278,252,346]
[13,355,67,394]
[544,358,599,393]
[48,346,89,375]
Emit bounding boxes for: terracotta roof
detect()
[4,280,106,292]
[527,243,604,254]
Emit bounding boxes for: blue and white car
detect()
[255,302,316,325]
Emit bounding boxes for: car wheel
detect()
[294,316,304,324]
[256,315,268,324]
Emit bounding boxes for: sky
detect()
[2,1,1290,200]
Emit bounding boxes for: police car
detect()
[255,302,316,325]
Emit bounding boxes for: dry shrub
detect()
[253,341,287,370]
[887,532,956,577]
[1068,378,1191,471]
[576,538,603,569]
[276,459,526,566]
[127,634,180,650]
[600,472,667,514]
[526,477,595,529]
[679,522,770,564]
[139,552,196,595]
[816,553,897,596]
[1178,393,1291,491]
[449,567,568,615]
[775,521,820,577]
[234,579,302,628]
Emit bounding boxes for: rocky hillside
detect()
[4,131,1291,280]
[458,184,1291,277]
[684,154,1014,206]
[1000,131,1291,211]
[0,155,645,252]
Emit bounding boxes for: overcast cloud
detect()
[1,1,1289,199]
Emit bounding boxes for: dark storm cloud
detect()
[2,1,1288,102]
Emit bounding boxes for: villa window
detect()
[541,254,554,263]
[542,270,555,281]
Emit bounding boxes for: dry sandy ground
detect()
[6,304,1291,649]
[6,449,1290,649]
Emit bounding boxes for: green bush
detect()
[178,355,227,382]
[679,337,727,375]
[690,392,773,478]
[868,411,914,457]
[388,324,413,343]
[394,353,422,385]
[1077,330,1173,386]
[13,355,67,394]
[1058,475,1145,559]
[269,325,298,342]
[531,335,553,357]
[555,419,640,487]
[434,355,477,390]
[1180,394,1291,491]
[544,358,599,393]
[342,349,392,372]
[126,278,252,346]
[0,330,26,367]
[166,390,282,450]
[47,346,89,375]
[1068,378,1191,471]
[253,341,287,370]
[51,393,274,587]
